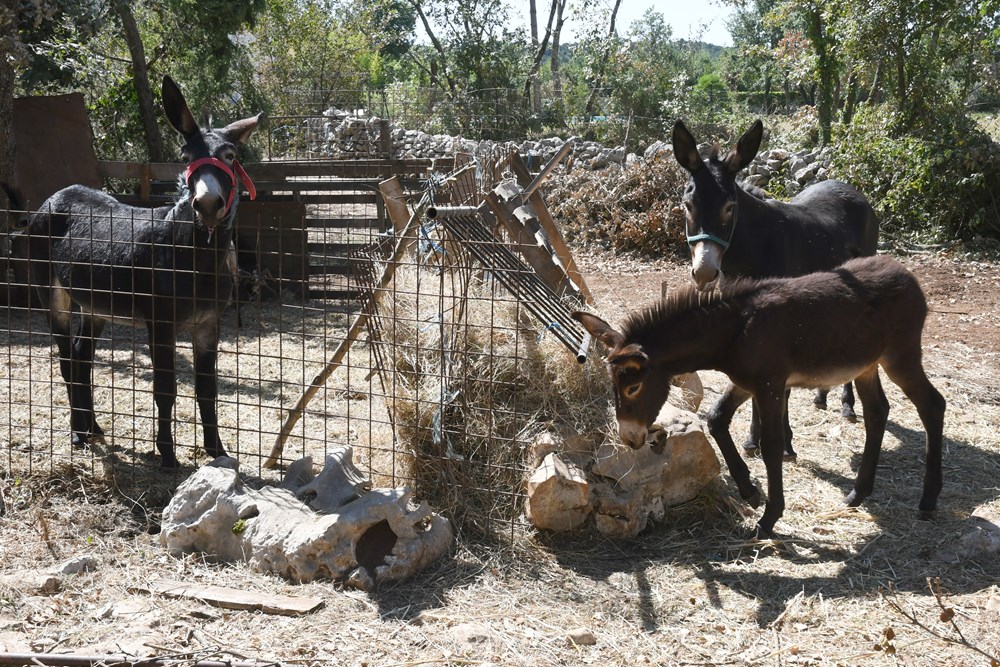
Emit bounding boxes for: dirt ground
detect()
[2,248,1000,666]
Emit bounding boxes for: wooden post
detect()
[380,175,410,235]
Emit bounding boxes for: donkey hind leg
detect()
[754,388,789,538]
[147,322,180,469]
[845,367,888,507]
[813,388,828,410]
[840,382,858,423]
[880,352,946,517]
[45,286,106,447]
[192,322,227,460]
[743,392,796,460]
[707,384,760,507]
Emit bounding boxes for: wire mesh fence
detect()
[0,156,607,540]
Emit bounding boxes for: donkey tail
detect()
[0,182,26,213]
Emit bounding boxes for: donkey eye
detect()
[623,383,642,399]
[221,150,236,163]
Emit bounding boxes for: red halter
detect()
[184,156,257,219]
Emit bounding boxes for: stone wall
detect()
[308,108,835,192]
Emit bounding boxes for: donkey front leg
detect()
[845,368,888,507]
[744,393,796,459]
[192,323,227,460]
[840,382,858,423]
[147,322,180,469]
[708,384,760,507]
[755,388,789,538]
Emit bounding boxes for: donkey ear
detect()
[572,311,626,350]
[671,119,703,173]
[723,119,763,173]
[221,112,264,146]
[162,76,199,137]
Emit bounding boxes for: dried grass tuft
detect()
[373,252,613,535]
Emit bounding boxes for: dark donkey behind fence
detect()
[573,256,945,537]
[672,119,880,455]
[13,76,260,469]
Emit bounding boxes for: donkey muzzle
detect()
[690,240,723,289]
[618,419,648,449]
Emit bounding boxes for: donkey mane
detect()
[622,279,761,341]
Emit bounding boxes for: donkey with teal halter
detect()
[672,119,879,457]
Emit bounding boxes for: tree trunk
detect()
[550,0,566,109]
[113,0,164,162]
[584,0,624,117]
[804,4,833,144]
[0,0,16,202]
[529,0,540,112]
[523,0,558,110]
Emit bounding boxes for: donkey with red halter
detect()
[17,76,260,469]
[574,256,945,537]
[672,119,880,457]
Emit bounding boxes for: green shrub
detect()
[833,104,1000,241]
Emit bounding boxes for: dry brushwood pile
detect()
[547,152,689,256]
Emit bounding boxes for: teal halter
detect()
[686,199,738,250]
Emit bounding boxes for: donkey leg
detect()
[782,389,796,461]
[44,286,97,448]
[147,322,180,469]
[840,382,858,423]
[192,322,227,460]
[70,316,107,445]
[813,388,828,410]
[845,367,888,507]
[708,384,760,507]
[741,400,762,453]
[755,389,788,538]
[881,355,946,517]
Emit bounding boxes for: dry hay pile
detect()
[547,152,689,256]
[371,248,612,535]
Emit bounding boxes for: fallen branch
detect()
[879,578,1000,665]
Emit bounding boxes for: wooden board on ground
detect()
[136,578,324,616]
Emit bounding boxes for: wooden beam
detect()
[509,154,593,304]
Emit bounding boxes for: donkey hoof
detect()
[918,508,936,521]
[845,490,863,507]
[753,522,775,540]
[813,398,828,411]
[741,442,761,456]
[842,409,858,424]
[159,455,181,470]
[744,488,762,509]
[783,451,797,463]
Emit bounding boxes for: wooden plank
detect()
[137,578,324,616]
[245,159,454,179]
[97,161,181,180]
[305,217,380,229]
[379,176,411,235]
[509,155,593,304]
[252,179,383,193]
[257,193,377,205]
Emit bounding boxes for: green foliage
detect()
[833,103,1000,241]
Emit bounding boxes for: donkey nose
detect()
[193,193,226,222]
[691,264,720,288]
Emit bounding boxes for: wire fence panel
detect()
[0,161,605,540]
